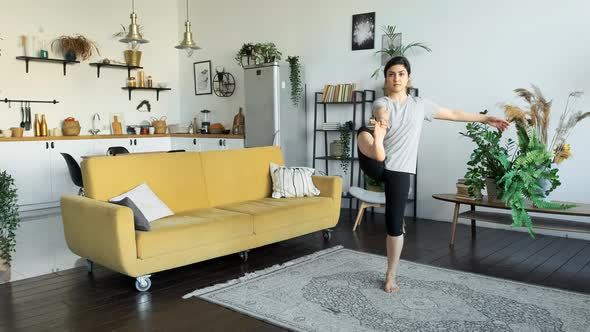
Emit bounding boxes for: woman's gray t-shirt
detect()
[372,95,441,174]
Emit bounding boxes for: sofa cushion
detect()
[136,208,253,259]
[110,197,151,231]
[201,146,284,207]
[218,197,334,234]
[82,152,210,213]
[109,183,173,223]
[270,163,320,198]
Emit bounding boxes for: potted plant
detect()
[337,121,354,174]
[460,110,513,200]
[286,56,302,106]
[51,34,100,61]
[371,25,431,79]
[235,42,255,67]
[0,170,20,283]
[113,25,143,66]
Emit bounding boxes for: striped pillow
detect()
[270,163,320,199]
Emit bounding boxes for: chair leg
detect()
[352,201,367,232]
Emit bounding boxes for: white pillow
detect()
[270,163,320,199]
[109,183,173,222]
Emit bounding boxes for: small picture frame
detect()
[193,60,212,95]
[352,12,375,51]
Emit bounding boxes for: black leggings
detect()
[357,127,410,237]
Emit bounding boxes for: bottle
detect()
[34,113,41,136]
[40,114,48,137]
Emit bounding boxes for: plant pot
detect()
[124,50,142,66]
[330,141,343,158]
[485,177,500,201]
[0,257,10,284]
[64,51,77,61]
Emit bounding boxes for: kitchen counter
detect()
[0,133,245,142]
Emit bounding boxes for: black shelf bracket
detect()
[121,87,171,101]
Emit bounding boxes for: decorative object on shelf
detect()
[127,76,137,87]
[150,116,167,134]
[137,70,145,87]
[235,43,255,67]
[352,12,375,51]
[193,60,212,95]
[212,68,235,97]
[62,117,81,136]
[338,121,354,174]
[136,100,151,112]
[51,35,100,62]
[175,0,201,56]
[10,127,23,138]
[34,113,41,136]
[460,110,512,200]
[0,170,20,283]
[232,107,245,135]
[209,123,225,134]
[286,56,302,106]
[371,25,431,79]
[147,75,153,88]
[40,114,48,137]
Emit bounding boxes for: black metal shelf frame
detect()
[89,62,143,78]
[121,87,172,101]
[16,56,79,76]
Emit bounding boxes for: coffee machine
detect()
[200,109,211,134]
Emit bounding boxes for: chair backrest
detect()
[106,146,130,156]
[60,153,83,188]
[167,149,186,153]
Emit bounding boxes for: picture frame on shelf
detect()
[193,60,212,95]
[352,12,375,51]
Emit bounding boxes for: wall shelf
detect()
[89,62,143,78]
[16,56,79,76]
[121,87,171,101]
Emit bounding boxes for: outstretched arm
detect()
[434,107,509,131]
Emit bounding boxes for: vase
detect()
[64,51,77,61]
[485,177,500,201]
[330,141,343,158]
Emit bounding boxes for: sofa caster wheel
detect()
[135,275,152,292]
[323,230,332,241]
[239,250,249,262]
[86,259,94,273]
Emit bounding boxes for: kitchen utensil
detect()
[20,102,25,128]
[25,102,32,130]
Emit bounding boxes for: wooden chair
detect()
[349,186,385,231]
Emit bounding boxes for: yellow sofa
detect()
[60,146,341,291]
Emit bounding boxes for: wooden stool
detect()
[349,187,385,231]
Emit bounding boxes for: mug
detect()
[149,127,155,135]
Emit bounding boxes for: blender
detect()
[200,109,211,133]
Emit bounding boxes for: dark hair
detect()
[384,56,411,78]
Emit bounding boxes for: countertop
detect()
[0,133,245,142]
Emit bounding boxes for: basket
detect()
[10,127,23,138]
[152,120,167,134]
[62,121,81,136]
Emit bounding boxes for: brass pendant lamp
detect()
[120,0,149,44]
[175,0,201,56]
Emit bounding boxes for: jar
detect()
[137,71,145,87]
[127,77,136,87]
[147,76,153,88]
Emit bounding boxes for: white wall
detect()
[180,0,590,236]
[0,0,181,133]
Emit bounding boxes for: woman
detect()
[357,56,509,293]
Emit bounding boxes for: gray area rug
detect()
[184,246,590,331]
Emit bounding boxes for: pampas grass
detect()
[51,35,100,61]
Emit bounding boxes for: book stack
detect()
[321,83,361,103]
[321,122,341,130]
[456,179,473,199]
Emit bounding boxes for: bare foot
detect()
[384,274,400,293]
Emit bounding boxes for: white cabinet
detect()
[200,138,245,151]
[224,139,245,151]
[133,137,171,153]
[0,141,53,207]
[171,137,200,152]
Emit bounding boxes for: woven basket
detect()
[63,121,81,136]
[152,120,167,134]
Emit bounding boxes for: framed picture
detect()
[352,12,375,51]
[194,60,212,95]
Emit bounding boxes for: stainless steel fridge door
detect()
[244,63,279,148]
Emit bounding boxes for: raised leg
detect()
[449,202,460,248]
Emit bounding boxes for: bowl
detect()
[209,127,224,134]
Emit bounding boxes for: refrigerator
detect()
[243,62,307,167]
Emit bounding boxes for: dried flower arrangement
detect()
[51,34,100,61]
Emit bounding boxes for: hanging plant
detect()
[339,121,354,174]
[0,170,20,268]
[286,56,302,106]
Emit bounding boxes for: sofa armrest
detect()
[312,175,342,223]
[61,195,138,276]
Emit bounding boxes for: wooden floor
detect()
[2,210,590,331]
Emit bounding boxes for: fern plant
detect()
[496,124,574,236]
[0,170,20,267]
[286,56,302,106]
